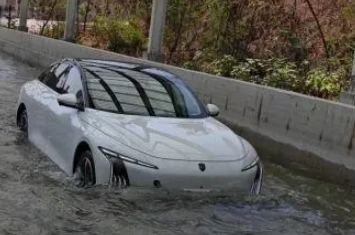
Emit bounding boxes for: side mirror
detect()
[206,104,220,117]
[57,93,82,110]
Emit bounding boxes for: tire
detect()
[73,150,96,188]
[17,108,28,133]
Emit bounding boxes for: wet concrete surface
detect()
[0,52,355,235]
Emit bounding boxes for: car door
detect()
[37,62,73,168]
[32,63,69,153]
[45,65,86,175]
[27,65,56,151]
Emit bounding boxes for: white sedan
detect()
[16,59,263,194]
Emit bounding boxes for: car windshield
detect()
[82,63,208,118]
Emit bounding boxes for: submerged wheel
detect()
[73,150,96,188]
[17,108,28,133]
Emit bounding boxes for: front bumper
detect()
[103,155,264,195]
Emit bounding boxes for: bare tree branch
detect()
[39,0,59,35]
[83,0,90,32]
[304,0,330,65]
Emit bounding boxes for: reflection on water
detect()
[0,51,355,235]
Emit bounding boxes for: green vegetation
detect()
[198,56,345,99]
[91,16,147,56]
[29,0,355,99]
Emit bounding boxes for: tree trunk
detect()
[167,1,188,63]
[39,0,58,35]
[304,0,330,66]
[105,0,109,16]
[83,0,90,32]
[76,0,80,34]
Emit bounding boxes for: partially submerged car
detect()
[16,58,263,194]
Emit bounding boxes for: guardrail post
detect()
[19,0,29,32]
[7,5,12,28]
[339,50,355,105]
[146,0,168,62]
[64,0,78,42]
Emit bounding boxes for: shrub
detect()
[204,55,344,99]
[265,59,299,90]
[231,58,267,84]
[93,16,147,56]
[208,55,238,77]
[42,22,65,39]
[305,69,342,99]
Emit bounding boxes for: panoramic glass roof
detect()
[80,62,207,118]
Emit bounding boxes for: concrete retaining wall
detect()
[1,27,355,185]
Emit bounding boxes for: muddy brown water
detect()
[0,52,354,235]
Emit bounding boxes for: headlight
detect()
[98,146,159,170]
[241,155,259,172]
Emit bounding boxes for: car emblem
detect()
[198,163,206,172]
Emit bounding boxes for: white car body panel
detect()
[81,109,251,161]
[16,59,263,194]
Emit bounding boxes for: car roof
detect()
[69,58,184,84]
[78,59,140,69]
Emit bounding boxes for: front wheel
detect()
[17,108,28,133]
[73,151,96,188]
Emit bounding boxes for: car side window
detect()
[38,64,57,83]
[40,63,71,92]
[57,67,84,104]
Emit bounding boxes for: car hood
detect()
[84,109,251,161]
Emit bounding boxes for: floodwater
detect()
[0,52,354,235]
